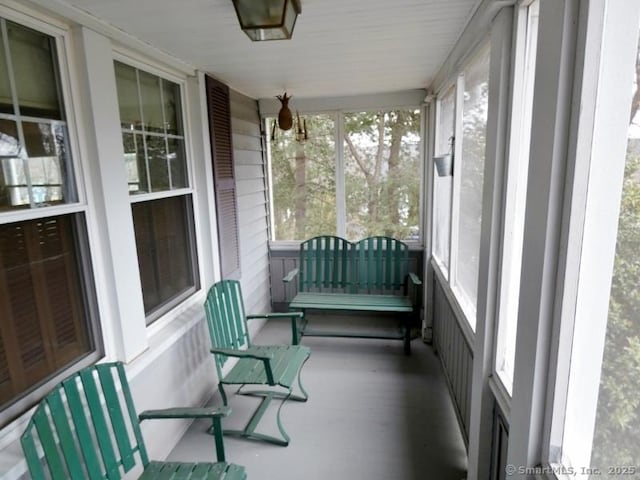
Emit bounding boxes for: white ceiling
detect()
[55,0,481,100]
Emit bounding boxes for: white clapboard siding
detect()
[230,89,271,314]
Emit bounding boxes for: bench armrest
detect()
[246,312,303,320]
[407,272,422,285]
[139,406,231,462]
[283,268,299,283]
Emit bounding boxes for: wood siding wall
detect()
[229,90,271,314]
[270,249,423,311]
[433,275,473,444]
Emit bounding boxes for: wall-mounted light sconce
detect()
[231,0,301,41]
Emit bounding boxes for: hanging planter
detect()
[434,153,453,177]
[434,136,454,177]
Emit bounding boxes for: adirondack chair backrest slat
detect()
[299,236,352,292]
[353,236,409,293]
[204,280,250,372]
[21,362,149,480]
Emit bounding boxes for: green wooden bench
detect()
[21,361,245,480]
[284,235,422,355]
[204,280,311,447]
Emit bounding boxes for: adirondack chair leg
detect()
[292,355,309,402]
[218,383,229,406]
[210,391,292,446]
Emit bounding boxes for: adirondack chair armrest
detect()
[283,268,299,282]
[139,406,232,462]
[210,347,274,361]
[138,405,231,421]
[210,348,277,385]
[407,272,422,285]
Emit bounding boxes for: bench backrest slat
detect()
[21,362,149,480]
[297,235,411,295]
[354,236,409,293]
[299,236,352,292]
[205,280,250,375]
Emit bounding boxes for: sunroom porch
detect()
[1,0,639,479]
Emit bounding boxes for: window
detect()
[0,17,99,424]
[452,45,490,328]
[494,0,539,395]
[432,86,456,274]
[114,61,198,323]
[344,110,421,241]
[546,2,640,474]
[267,114,336,241]
[266,108,422,243]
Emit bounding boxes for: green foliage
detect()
[591,150,640,471]
[343,110,421,241]
[268,109,421,242]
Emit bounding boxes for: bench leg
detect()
[404,313,412,356]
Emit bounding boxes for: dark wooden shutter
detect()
[205,76,241,279]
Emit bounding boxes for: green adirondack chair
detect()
[21,362,245,480]
[204,280,311,446]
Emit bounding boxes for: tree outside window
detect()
[267,108,422,243]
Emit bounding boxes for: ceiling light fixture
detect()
[231,0,301,41]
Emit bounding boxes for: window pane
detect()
[0,27,13,115]
[114,61,141,130]
[168,137,187,189]
[162,79,183,136]
[116,63,187,195]
[7,21,62,120]
[495,0,539,395]
[344,109,421,241]
[0,121,74,211]
[433,87,456,271]
[131,195,198,322]
[590,31,640,472]
[123,132,147,193]
[0,214,96,409]
[454,47,490,323]
[268,114,337,241]
[146,134,170,192]
[139,70,164,133]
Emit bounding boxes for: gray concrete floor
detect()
[168,315,468,480]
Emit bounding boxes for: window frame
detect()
[113,52,200,326]
[431,40,492,333]
[0,6,103,427]
[493,0,540,397]
[541,0,640,474]
[431,82,457,279]
[265,105,425,247]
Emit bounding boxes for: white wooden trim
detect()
[467,9,514,479]
[335,112,346,238]
[258,90,426,116]
[507,0,582,473]
[551,0,640,472]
